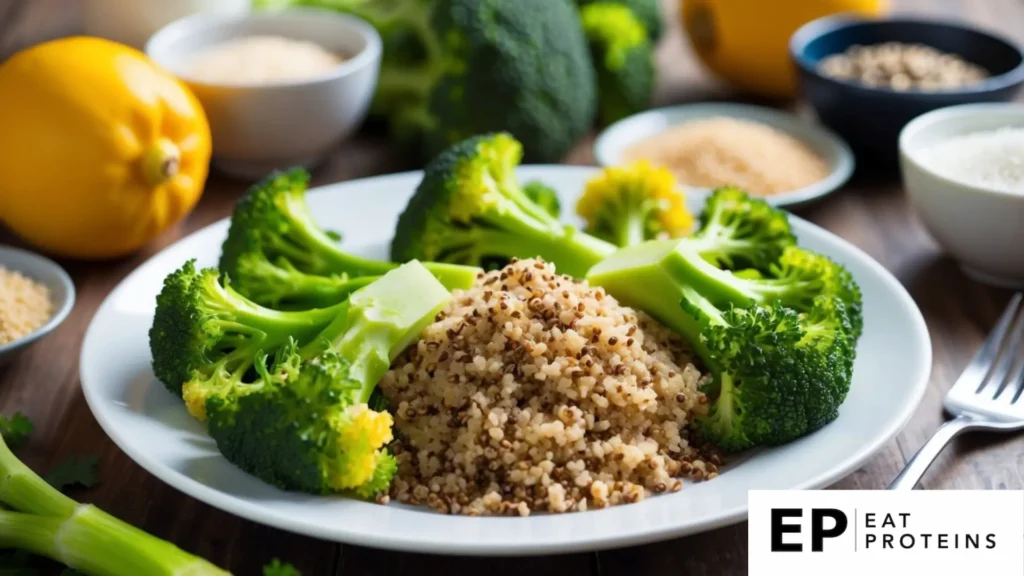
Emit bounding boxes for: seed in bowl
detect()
[0,264,52,345]
[818,42,989,91]
[623,116,830,196]
[915,126,1024,195]
[379,258,721,516]
[184,35,346,85]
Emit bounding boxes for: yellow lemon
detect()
[0,36,211,259]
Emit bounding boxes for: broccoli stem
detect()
[448,226,614,278]
[0,438,228,576]
[618,212,647,248]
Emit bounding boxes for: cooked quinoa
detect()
[379,258,721,516]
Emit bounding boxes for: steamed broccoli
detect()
[255,0,597,163]
[577,0,664,42]
[148,260,348,397]
[186,261,451,497]
[219,168,480,309]
[391,132,617,277]
[579,2,656,125]
[523,180,562,218]
[576,160,693,247]
[587,188,861,451]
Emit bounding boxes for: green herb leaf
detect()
[43,456,99,492]
[59,569,86,576]
[0,413,32,448]
[263,559,301,576]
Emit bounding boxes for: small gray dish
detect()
[0,245,75,367]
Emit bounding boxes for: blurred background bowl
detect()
[899,103,1024,289]
[0,246,75,367]
[791,15,1024,170]
[146,8,382,180]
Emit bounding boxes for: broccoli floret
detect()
[148,260,346,397]
[219,168,480,309]
[579,2,655,125]
[587,188,861,451]
[391,132,617,277]
[192,261,452,497]
[523,180,562,218]
[577,0,664,42]
[576,160,693,247]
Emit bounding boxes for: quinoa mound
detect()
[379,258,721,516]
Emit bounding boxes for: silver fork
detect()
[888,292,1024,490]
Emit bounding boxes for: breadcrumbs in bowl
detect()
[379,258,722,516]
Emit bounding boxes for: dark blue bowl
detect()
[790,15,1024,170]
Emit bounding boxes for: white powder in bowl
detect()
[185,35,345,85]
[916,127,1024,195]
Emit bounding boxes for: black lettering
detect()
[882,513,895,528]
[811,509,848,552]
[938,534,948,549]
[771,509,802,552]
[865,534,876,548]
[966,534,979,549]
[865,513,875,528]
[900,534,915,549]
[987,534,997,549]
[883,534,894,548]
[920,533,932,548]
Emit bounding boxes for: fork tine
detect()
[1009,347,1024,404]
[988,301,1024,400]
[952,293,1023,393]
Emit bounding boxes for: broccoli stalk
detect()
[219,168,480,309]
[0,435,228,576]
[587,188,861,451]
[576,160,693,247]
[391,132,617,277]
[193,261,452,497]
[149,260,350,397]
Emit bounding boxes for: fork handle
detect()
[888,414,978,490]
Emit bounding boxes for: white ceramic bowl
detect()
[146,8,382,179]
[593,103,855,208]
[0,246,75,367]
[899,103,1024,289]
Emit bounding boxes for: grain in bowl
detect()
[0,264,53,346]
[379,258,721,516]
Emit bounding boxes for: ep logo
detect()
[771,508,848,552]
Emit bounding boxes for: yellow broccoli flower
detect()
[577,160,694,247]
[327,404,395,492]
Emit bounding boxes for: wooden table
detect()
[1,0,1021,574]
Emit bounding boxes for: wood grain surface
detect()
[0,0,1021,574]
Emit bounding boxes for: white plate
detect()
[593,103,856,208]
[80,166,929,556]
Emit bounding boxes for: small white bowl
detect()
[900,103,1024,289]
[146,8,382,179]
[593,103,855,208]
[0,246,75,367]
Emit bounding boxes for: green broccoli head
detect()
[198,261,452,497]
[577,0,664,42]
[692,293,855,451]
[206,344,398,497]
[691,186,796,271]
[219,168,480,309]
[148,260,344,397]
[523,180,562,218]
[418,0,598,162]
[391,132,616,277]
[579,2,655,125]
[576,160,694,247]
